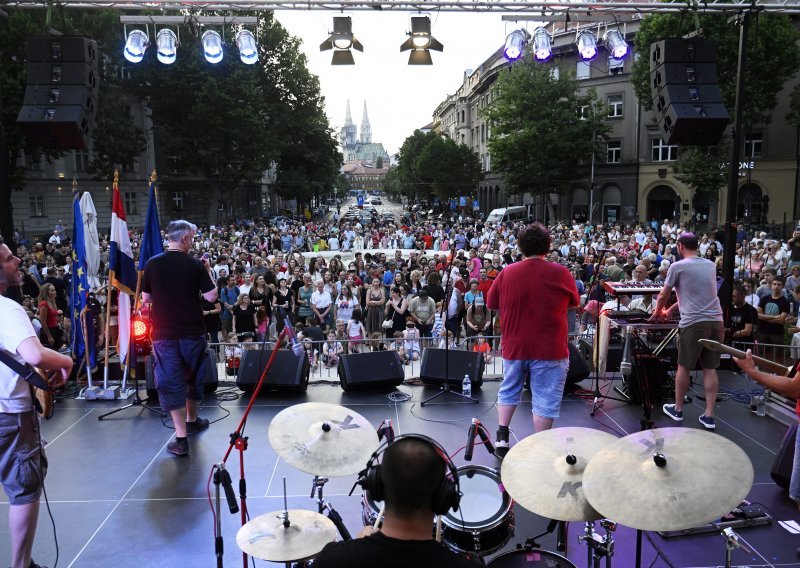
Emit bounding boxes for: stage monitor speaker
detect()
[236,349,310,393]
[145,348,219,400]
[338,351,405,391]
[419,349,484,389]
[26,36,99,65]
[623,354,670,405]
[16,104,93,151]
[578,338,624,374]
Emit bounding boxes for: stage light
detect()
[576,30,598,61]
[202,30,224,64]
[235,30,258,64]
[532,27,552,62]
[123,30,149,63]
[503,30,527,61]
[156,29,178,65]
[131,314,152,356]
[320,16,363,65]
[400,16,443,65]
[604,29,630,59]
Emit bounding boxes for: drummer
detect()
[313,437,475,568]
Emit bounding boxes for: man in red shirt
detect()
[487,223,580,457]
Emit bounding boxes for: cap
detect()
[475,297,485,306]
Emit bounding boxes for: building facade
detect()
[339,100,391,167]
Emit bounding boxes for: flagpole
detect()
[134,170,157,311]
[103,170,120,387]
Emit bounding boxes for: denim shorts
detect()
[152,336,208,412]
[0,411,47,505]
[498,358,570,419]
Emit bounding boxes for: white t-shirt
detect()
[0,296,36,413]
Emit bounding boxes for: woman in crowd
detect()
[296,273,315,324]
[365,277,386,335]
[37,283,63,350]
[232,293,257,341]
[465,296,491,340]
[273,276,294,335]
[408,270,423,296]
[384,286,408,338]
[335,284,358,324]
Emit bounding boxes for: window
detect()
[172,191,184,212]
[744,133,762,158]
[608,57,624,75]
[124,191,139,215]
[606,140,621,164]
[24,153,41,171]
[576,61,590,80]
[578,105,589,120]
[29,194,46,217]
[651,138,678,162]
[607,94,623,118]
[549,67,560,80]
[74,150,89,172]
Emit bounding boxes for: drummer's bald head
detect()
[381,437,447,517]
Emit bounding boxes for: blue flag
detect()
[138,179,163,271]
[70,192,96,367]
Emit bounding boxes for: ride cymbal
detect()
[237,509,337,562]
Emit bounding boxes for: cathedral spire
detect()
[344,100,353,127]
[360,101,372,144]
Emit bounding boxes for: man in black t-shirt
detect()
[142,220,218,457]
[728,285,756,344]
[757,276,791,361]
[313,437,475,568]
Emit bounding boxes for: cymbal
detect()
[236,509,337,562]
[500,427,618,521]
[269,402,379,477]
[583,428,753,531]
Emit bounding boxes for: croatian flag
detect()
[109,176,137,365]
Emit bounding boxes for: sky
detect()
[274,11,514,156]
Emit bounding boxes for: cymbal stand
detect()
[523,518,568,553]
[719,527,752,568]
[579,519,616,568]
[310,475,352,541]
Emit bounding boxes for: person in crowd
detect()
[321,330,344,368]
[311,279,333,330]
[472,333,493,364]
[757,275,791,362]
[401,319,421,365]
[273,276,294,337]
[296,273,315,324]
[465,296,491,340]
[408,288,436,341]
[348,309,367,354]
[365,278,386,336]
[202,292,222,345]
[36,283,63,351]
[232,293,257,341]
[218,276,240,336]
[728,285,756,345]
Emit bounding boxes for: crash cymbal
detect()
[500,427,618,521]
[236,509,337,562]
[269,402,379,477]
[583,428,753,532]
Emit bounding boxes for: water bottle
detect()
[462,374,472,397]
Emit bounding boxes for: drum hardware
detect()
[236,509,337,566]
[212,462,239,568]
[464,418,495,461]
[578,519,616,568]
[520,518,568,553]
[310,475,352,541]
[719,526,753,568]
[487,547,576,567]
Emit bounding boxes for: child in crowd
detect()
[321,331,344,368]
[437,329,457,349]
[472,333,493,364]
[369,331,385,351]
[348,309,367,353]
[256,306,269,342]
[303,337,319,370]
[224,332,242,376]
[402,319,421,365]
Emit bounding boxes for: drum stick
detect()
[373,503,385,530]
[698,339,793,376]
[435,515,442,542]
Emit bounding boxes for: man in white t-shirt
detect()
[0,238,72,568]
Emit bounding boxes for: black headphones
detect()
[362,433,461,516]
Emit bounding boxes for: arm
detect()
[734,350,800,398]
[203,301,222,317]
[732,322,754,339]
[16,336,73,386]
[232,311,238,334]
[650,284,674,322]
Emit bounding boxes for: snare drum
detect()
[488,549,576,567]
[360,490,383,528]
[441,465,514,556]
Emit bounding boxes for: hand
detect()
[732,349,757,374]
[356,526,377,539]
[47,336,54,345]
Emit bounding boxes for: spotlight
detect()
[235,30,258,64]
[156,29,178,65]
[503,30,527,61]
[123,29,149,63]
[202,30,224,64]
[604,29,630,59]
[320,16,363,65]
[532,27,552,62]
[576,30,598,61]
[131,314,152,356]
[400,16,443,65]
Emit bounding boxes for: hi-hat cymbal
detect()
[501,427,618,521]
[237,509,337,562]
[269,402,379,477]
[583,428,754,532]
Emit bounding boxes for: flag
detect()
[138,178,163,271]
[109,175,137,365]
[71,191,96,367]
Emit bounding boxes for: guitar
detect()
[0,348,55,420]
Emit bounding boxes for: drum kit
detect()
[236,402,755,568]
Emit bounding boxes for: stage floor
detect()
[2,369,798,568]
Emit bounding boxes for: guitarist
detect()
[0,238,72,568]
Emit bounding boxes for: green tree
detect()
[630,13,800,198]
[415,136,482,200]
[333,173,351,200]
[481,57,609,196]
[376,155,383,169]
[395,129,438,201]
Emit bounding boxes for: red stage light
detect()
[132,316,149,340]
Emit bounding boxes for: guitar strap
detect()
[0,347,50,390]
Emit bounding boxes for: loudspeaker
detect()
[771,423,797,490]
[337,351,404,391]
[145,348,219,399]
[523,342,590,391]
[419,349,484,389]
[649,38,729,146]
[578,338,624,373]
[623,354,670,405]
[236,349,310,393]
[18,35,99,150]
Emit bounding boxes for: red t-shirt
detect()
[486,258,579,360]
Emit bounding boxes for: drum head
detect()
[488,548,576,567]
[446,465,507,527]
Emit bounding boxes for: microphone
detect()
[378,419,395,445]
[620,325,633,376]
[217,464,239,514]
[475,421,495,455]
[464,419,478,462]
[276,306,303,356]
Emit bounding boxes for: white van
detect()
[485,206,530,225]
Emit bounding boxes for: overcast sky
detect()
[274,12,514,155]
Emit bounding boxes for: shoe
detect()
[698,415,716,430]
[662,404,683,422]
[495,428,510,459]
[186,417,209,435]
[30,561,49,568]
[167,438,189,456]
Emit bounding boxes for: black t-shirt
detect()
[232,304,256,334]
[423,283,445,305]
[303,325,325,342]
[142,251,215,340]
[758,295,791,336]
[730,303,756,341]
[313,532,476,568]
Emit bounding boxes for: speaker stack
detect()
[17,36,99,150]
[649,38,729,146]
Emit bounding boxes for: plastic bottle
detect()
[462,374,472,397]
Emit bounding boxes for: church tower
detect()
[341,100,357,147]
[359,101,372,144]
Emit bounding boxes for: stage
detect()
[2,369,798,568]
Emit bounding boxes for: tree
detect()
[395,129,438,200]
[376,155,383,169]
[630,13,800,198]
[481,56,609,197]
[415,136,482,200]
